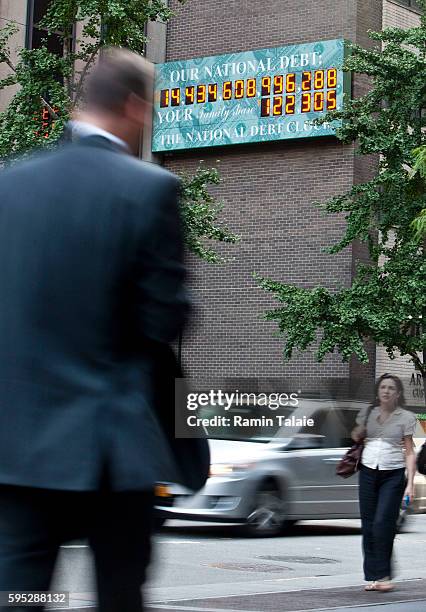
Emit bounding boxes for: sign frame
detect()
[152,39,350,153]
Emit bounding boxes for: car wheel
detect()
[245,483,286,537]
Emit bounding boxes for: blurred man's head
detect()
[78,47,154,154]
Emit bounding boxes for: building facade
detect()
[159,0,422,400]
[0,0,423,402]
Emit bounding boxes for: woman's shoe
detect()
[375,580,394,592]
[365,582,378,591]
[365,579,394,592]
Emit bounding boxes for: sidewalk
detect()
[147,578,426,611]
[62,578,426,611]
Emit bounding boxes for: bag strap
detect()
[358,405,375,441]
[364,404,375,427]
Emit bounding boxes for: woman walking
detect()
[352,374,417,592]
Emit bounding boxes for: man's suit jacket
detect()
[0,136,189,491]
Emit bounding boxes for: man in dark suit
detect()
[0,48,189,611]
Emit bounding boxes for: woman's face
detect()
[378,378,400,406]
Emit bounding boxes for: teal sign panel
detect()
[152,39,348,152]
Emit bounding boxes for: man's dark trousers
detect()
[0,484,154,612]
[359,464,405,581]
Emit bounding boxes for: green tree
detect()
[180,165,240,264]
[257,1,426,399]
[411,146,426,239]
[0,1,239,262]
[0,1,183,157]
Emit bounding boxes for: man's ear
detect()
[124,93,149,126]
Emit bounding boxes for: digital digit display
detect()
[301,92,311,113]
[158,70,341,112]
[286,73,296,93]
[313,91,324,112]
[273,96,283,116]
[327,68,337,88]
[160,89,169,108]
[171,88,180,107]
[235,80,244,99]
[159,68,341,112]
[285,95,296,115]
[185,86,195,105]
[261,98,271,117]
[153,39,348,151]
[197,84,206,104]
[261,76,271,96]
[314,70,325,90]
[41,108,50,133]
[34,105,59,138]
[208,83,218,102]
[273,75,284,95]
[301,71,311,91]
[223,81,232,100]
[327,89,337,110]
[246,78,256,97]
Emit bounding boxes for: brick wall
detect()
[0,1,27,110]
[163,1,383,393]
[384,0,422,27]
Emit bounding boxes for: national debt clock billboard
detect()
[152,39,349,152]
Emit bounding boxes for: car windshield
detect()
[198,404,296,442]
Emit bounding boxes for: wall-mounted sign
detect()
[152,39,349,152]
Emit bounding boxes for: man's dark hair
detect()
[84,47,154,112]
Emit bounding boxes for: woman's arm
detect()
[351,425,365,443]
[403,435,417,502]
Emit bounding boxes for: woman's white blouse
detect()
[356,406,417,470]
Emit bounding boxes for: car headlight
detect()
[209,462,255,477]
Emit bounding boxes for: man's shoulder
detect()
[0,143,180,201]
[67,140,180,190]
[0,147,56,179]
[124,156,179,187]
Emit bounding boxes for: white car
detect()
[156,399,426,536]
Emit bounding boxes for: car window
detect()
[295,408,359,448]
[326,409,359,448]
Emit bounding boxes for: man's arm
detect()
[133,175,190,344]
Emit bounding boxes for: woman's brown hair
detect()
[373,373,406,407]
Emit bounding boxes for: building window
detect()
[392,0,422,12]
[27,0,75,54]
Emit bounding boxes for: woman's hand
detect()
[351,425,365,443]
[403,484,414,504]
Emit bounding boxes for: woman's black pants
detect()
[359,464,405,581]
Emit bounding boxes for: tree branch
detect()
[408,351,425,375]
[40,97,59,120]
[2,54,16,74]
[72,47,100,108]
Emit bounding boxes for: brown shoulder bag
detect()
[336,406,374,479]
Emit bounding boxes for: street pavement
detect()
[49,515,426,611]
